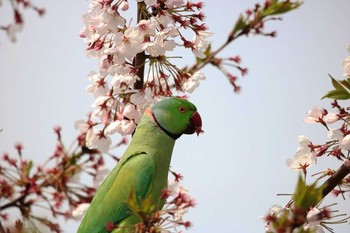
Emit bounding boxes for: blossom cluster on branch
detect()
[0,0,45,42]
[78,0,212,153]
[263,48,350,233]
[0,127,112,232]
[79,0,302,154]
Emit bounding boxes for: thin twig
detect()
[188,31,247,75]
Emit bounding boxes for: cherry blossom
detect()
[191,31,213,59]
[137,20,156,36]
[106,119,137,136]
[340,134,350,150]
[74,119,91,133]
[324,112,339,124]
[86,71,109,97]
[182,71,206,93]
[72,203,90,220]
[306,208,322,226]
[165,0,185,9]
[113,27,145,62]
[123,103,142,122]
[86,129,112,153]
[304,106,324,123]
[144,33,177,56]
[120,1,129,11]
[286,135,316,171]
[343,55,350,76]
[3,23,23,42]
[263,205,292,232]
[136,0,157,6]
[327,129,343,141]
[327,129,350,151]
[286,152,316,171]
[155,11,174,27]
[152,178,196,231]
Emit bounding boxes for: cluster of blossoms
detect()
[264,205,332,233]
[263,48,350,232]
[155,178,195,232]
[0,0,45,42]
[209,55,248,93]
[79,0,211,153]
[286,101,350,176]
[0,127,118,232]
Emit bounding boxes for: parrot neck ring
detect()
[151,112,182,140]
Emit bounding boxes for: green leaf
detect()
[293,174,323,209]
[322,75,350,100]
[229,14,247,39]
[321,89,350,100]
[340,78,350,90]
[263,1,303,17]
[330,75,346,91]
[25,161,33,176]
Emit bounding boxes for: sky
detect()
[1,0,350,232]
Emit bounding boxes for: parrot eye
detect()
[178,106,188,113]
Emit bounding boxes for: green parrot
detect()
[77,97,202,233]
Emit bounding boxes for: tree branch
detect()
[0,195,25,211]
[133,2,147,90]
[321,159,350,198]
[0,220,5,233]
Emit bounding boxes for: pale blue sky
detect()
[1,1,350,232]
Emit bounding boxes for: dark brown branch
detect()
[133,2,147,90]
[0,195,25,211]
[321,159,350,198]
[0,220,5,233]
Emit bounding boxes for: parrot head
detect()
[151,97,203,139]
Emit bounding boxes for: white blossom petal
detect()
[306,208,322,226]
[340,134,350,150]
[93,166,110,188]
[304,106,323,123]
[343,56,350,76]
[327,129,343,141]
[86,129,112,153]
[72,203,90,220]
[74,120,89,133]
[324,112,339,124]
[182,71,206,93]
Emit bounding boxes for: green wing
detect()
[77,151,155,233]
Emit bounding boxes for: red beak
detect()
[184,111,203,136]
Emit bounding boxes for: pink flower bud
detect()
[324,112,339,124]
[120,1,129,11]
